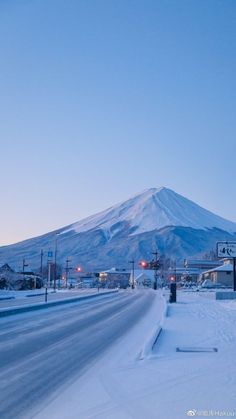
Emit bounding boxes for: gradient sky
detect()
[0,0,235,246]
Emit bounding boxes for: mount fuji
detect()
[1,187,236,271]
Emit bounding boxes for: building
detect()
[201,260,234,288]
[99,268,130,288]
[0,263,42,290]
[99,268,157,288]
[169,259,223,284]
[135,271,154,288]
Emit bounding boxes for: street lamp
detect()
[46,251,52,301]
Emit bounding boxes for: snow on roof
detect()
[203,263,233,274]
[101,268,155,278]
[102,268,128,274]
[135,272,154,281]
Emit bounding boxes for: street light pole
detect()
[129,260,135,289]
[46,261,51,302]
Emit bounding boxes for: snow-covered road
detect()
[0,289,158,419]
[33,291,236,419]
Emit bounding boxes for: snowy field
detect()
[34,290,236,419]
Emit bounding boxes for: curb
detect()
[0,290,119,318]
[139,292,168,360]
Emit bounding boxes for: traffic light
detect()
[139,260,149,269]
[149,260,160,269]
[139,259,160,270]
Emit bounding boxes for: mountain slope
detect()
[0,187,236,270]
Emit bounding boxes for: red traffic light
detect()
[139,260,149,268]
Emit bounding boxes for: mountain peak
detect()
[65,187,236,237]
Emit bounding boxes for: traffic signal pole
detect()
[152,251,158,290]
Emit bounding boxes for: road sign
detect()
[217,242,236,258]
[48,251,53,259]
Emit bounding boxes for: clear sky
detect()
[0,0,235,246]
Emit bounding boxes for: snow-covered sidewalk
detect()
[34,291,236,419]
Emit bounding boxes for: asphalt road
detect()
[0,289,156,419]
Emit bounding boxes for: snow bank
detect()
[139,291,167,359]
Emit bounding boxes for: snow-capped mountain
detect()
[0,187,236,271]
[63,187,236,236]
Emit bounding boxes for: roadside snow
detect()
[0,290,47,299]
[33,291,236,419]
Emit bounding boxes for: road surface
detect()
[0,289,156,419]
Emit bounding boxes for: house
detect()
[169,259,223,284]
[0,264,42,290]
[201,260,234,288]
[135,272,154,288]
[99,268,130,288]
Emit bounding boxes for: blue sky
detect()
[0,0,236,245]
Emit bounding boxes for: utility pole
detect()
[234,257,236,292]
[54,233,59,292]
[129,260,135,289]
[46,250,53,301]
[22,259,28,281]
[152,251,158,290]
[65,258,70,289]
[40,249,44,283]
